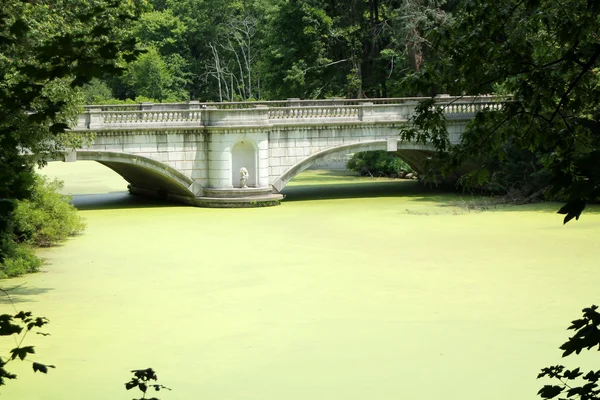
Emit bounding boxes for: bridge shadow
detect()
[69,191,183,211]
[282,171,600,217]
[281,179,454,202]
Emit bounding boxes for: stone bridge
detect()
[65,96,503,207]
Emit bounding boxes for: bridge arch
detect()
[271,140,435,192]
[73,151,197,199]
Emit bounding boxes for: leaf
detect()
[557,200,586,224]
[563,368,583,380]
[10,346,35,361]
[14,311,32,320]
[0,368,18,384]
[125,381,138,390]
[538,385,564,399]
[49,123,71,134]
[568,318,588,331]
[32,362,55,374]
[0,317,22,336]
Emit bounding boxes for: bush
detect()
[1,175,85,278]
[347,151,413,177]
[0,241,42,279]
[13,175,86,248]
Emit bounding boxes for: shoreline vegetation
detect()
[0,175,85,279]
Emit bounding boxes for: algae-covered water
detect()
[2,162,600,400]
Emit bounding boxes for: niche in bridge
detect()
[231,140,257,187]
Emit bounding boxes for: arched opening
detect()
[271,141,435,192]
[74,151,196,198]
[231,140,258,188]
[43,151,198,208]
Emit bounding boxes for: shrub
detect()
[347,151,413,177]
[0,241,41,279]
[13,175,86,248]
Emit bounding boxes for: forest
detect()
[83,0,452,104]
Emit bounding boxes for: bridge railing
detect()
[100,110,203,124]
[444,102,504,114]
[82,95,504,112]
[268,105,360,120]
[76,96,506,130]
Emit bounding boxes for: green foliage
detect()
[125,368,171,399]
[0,290,53,388]
[0,243,41,279]
[399,0,600,223]
[538,305,600,399]
[260,0,450,99]
[0,174,85,278]
[262,0,335,99]
[13,175,85,248]
[467,142,554,200]
[81,79,116,105]
[0,0,143,266]
[347,151,413,177]
[122,46,189,102]
[94,0,452,101]
[134,9,188,54]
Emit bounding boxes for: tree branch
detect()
[549,46,600,123]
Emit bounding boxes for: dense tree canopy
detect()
[0,0,144,265]
[398,0,600,222]
[85,0,452,102]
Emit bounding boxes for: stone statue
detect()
[240,167,249,188]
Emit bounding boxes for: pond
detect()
[2,161,599,400]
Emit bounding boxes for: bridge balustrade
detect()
[268,105,360,120]
[76,96,506,131]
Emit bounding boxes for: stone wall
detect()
[306,154,352,170]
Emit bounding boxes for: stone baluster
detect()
[187,100,200,121]
[139,102,153,123]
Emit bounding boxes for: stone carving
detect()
[240,167,249,188]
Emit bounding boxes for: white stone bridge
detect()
[66,96,502,207]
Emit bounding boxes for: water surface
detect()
[2,161,599,400]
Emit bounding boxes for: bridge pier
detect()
[201,130,283,207]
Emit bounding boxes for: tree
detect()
[398,0,600,223]
[262,0,336,99]
[538,305,600,400]
[164,0,262,100]
[0,0,144,268]
[261,0,450,99]
[1,289,53,387]
[122,46,189,102]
